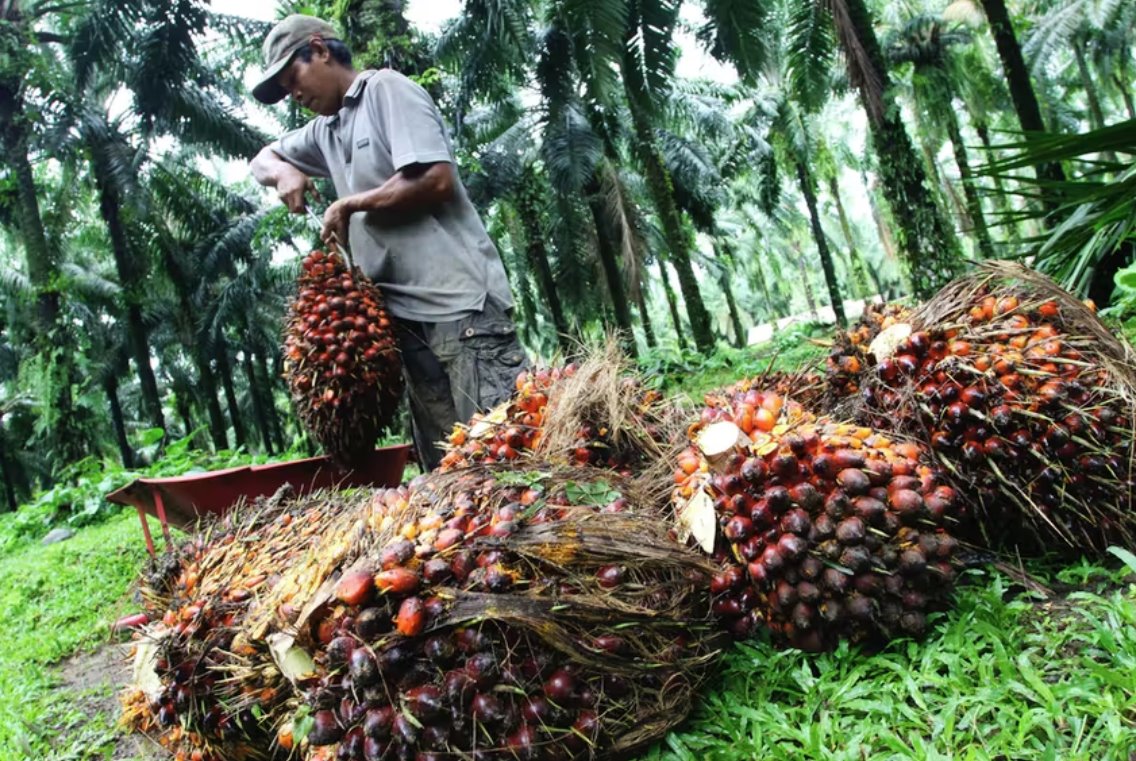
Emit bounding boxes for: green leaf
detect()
[1107,546,1136,576]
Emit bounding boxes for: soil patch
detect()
[54,642,164,760]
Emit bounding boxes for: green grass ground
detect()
[0,333,1134,759]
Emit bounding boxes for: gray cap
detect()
[252,14,340,104]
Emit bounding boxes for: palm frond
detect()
[786,0,836,112]
[68,0,144,89]
[159,84,267,159]
[598,161,648,299]
[541,103,603,194]
[1022,0,1085,75]
[697,0,771,81]
[622,0,680,112]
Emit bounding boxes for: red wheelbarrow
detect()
[107,445,410,557]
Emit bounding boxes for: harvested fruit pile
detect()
[673,377,960,650]
[122,487,369,761]
[121,262,1136,759]
[440,343,677,478]
[842,262,1136,554]
[281,470,718,761]
[123,468,718,761]
[284,250,403,465]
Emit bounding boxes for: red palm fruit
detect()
[596,564,625,588]
[326,636,356,669]
[308,709,343,746]
[723,515,754,542]
[777,533,808,562]
[835,517,866,544]
[380,540,415,569]
[363,706,394,740]
[836,468,870,496]
[335,569,375,606]
[395,597,426,637]
[404,685,445,721]
[376,567,419,595]
[779,508,811,536]
[888,489,924,519]
[350,647,379,686]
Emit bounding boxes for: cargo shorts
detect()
[394,297,529,471]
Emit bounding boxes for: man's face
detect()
[276,38,340,116]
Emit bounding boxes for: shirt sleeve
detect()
[369,71,453,171]
[268,121,330,178]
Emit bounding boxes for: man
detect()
[249,15,527,471]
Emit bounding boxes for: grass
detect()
[0,510,154,760]
[0,335,1134,759]
[644,564,1136,760]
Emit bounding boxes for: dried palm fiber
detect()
[275,465,721,761]
[284,249,404,466]
[121,485,376,761]
[673,374,960,651]
[852,261,1136,555]
[440,340,683,481]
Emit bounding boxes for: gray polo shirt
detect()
[269,69,513,323]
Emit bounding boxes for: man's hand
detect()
[250,147,320,213]
[321,196,354,246]
[277,168,320,214]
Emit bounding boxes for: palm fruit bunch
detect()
[440,343,675,476]
[284,250,404,466]
[673,376,960,651]
[121,490,359,761]
[825,302,913,400]
[276,467,719,761]
[439,364,575,469]
[851,262,1136,555]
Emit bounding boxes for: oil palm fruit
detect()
[289,469,718,760]
[852,263,1135,555]
[674,377,958,651]
[284,250,403,466]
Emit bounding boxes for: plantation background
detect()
[0,0,1135,758]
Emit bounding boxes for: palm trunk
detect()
[658,259,688,351]
[105,374,134,469]
[503,208,540,348]
[827,176,872,299]
[0,418,19,512]
[942,103,995,259]
[586,189,637,358]
[749,255,779,332]
[242,350,275,455]
[1112,73,1136,119]
[216,342,247,450]
[835,0,961,298]
[979,0,1067,209]
[634,277,657,349]
[256,351,286,453]
[713,243,746,348]
[0,77,59,330]
[1,73,84,464]
[92,152,166,433]
[1071,37,1107,132]
[793,242,820,322]
[627,109,714,352]
[796,159,846,327]
[515,178,571,353]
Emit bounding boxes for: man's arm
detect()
[250,146,320,213]
[320,161,455,244]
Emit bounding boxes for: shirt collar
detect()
[328,71,372,126]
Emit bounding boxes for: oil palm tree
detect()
[885,13,996,260]
[701,0,962,298]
